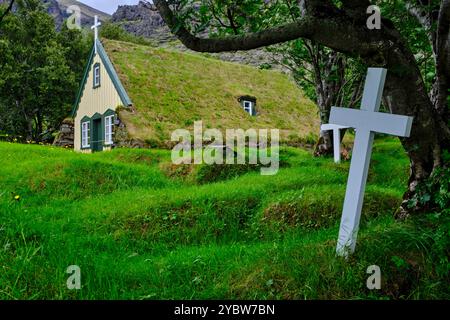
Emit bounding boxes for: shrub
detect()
[100,22,153,46]
[407,167,450,212]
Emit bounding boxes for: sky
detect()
[77,0,141,15]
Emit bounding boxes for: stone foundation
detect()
[53,118,74,148]
[113,113,146,148]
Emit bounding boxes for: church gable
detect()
[72,39,132,119]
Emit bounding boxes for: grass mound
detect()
[0,139,448,299]
[0,144,172,203]
[261,186,401,232]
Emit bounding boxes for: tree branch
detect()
[225,7,239,35]
[154,0,389,56]
[209,2,232,31]
[405,1,433,32]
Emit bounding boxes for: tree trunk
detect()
[26,119,33,142]
[311,49,346,156]
[35,112,43,142]
[375,38,447,218]
[315,113,333,156]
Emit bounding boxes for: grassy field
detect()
[0,140,448,299]
[104,39,320,146]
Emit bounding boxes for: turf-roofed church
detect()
[69,16,320,152]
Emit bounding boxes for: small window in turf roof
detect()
[238,96,257,116]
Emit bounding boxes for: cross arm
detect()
[329,107,413,137]
[321,124,350,131]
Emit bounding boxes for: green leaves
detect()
[0,0,89,141]
[391,255,409,270]
[407,167,450,212]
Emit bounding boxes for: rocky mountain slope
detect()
[111,1,282,70]
[0,0,110,28]
[1,0,282,69]
[112,0,171,42]
[55,0,110,27]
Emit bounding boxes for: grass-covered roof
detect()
[103,39,320,145]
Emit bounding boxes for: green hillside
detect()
[0,140,448,299]
[103,39,320,145]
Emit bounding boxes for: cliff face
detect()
[43,0,65,28]
[112,1,176,43]
[113,1,164,27]
[111,1,282,70]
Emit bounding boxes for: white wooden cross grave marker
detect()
[320,124,350,163]
[91,15,101,54]
[329,68,414,256]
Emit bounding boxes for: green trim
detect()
[79,110,117,152]
[91,113,104,152]
[97,41,132,108]
[71,40,132,118]
[103,109,115,146]
[80,116,91,150]
[93,63,101,89]
[103,108,115,117]
[72,46,95,118]
[91,112,102,120]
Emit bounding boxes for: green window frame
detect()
[103,109,115,146]
[80,110,116,151]
[80,116,91,149]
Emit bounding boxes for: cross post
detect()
[91,15,101,54]
[320,124,350,163]
[329,68,414,256]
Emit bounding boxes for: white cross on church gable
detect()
[91,15,101,54]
